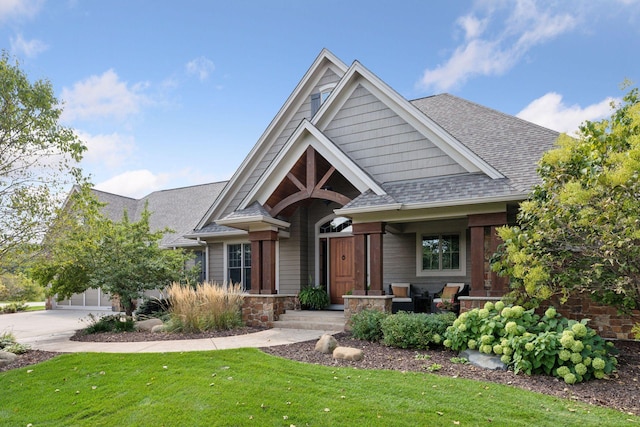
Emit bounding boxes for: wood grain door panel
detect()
[330,237,355,304]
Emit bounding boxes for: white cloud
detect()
[76,130,135,169]
[185,56,215,81]
[10,33,47,57]
[95,170,171,199]
[60,69,149,122]
[0,0,43,23]
[419,0,577,92]
[517,92,616,134]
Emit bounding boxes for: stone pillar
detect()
[249,230,278,295]
[352,222,386,295]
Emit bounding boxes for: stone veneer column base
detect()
[242,294,297,328]
[343,295,394,332]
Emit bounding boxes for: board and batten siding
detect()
[222,69,341,218]
[323,84,466,183]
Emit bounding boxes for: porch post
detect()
[352,222,386,296]
[249,230,278,295]
[468,213,507,297]
[352,234,367,296]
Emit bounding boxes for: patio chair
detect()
[431,283,468,313]
[389,283,414,313]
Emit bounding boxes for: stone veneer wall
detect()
[460,295,639,340]
[242,294,297,328]
[343,295,393,331]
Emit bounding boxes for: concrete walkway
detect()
[0,309,338,354]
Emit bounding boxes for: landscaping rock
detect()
[151,324,165,333]
[459,349,507,371]
[315,334,338,354]
[0,351,18,366]
[135,318,163,332]
[333,346,364,361]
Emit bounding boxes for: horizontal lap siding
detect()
[222,70,340,217]
[208,242,224,284]
[279,208,307,294]
[324,85,465,183]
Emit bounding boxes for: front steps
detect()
[274,310,344,331]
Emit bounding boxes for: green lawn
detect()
[1,349,636,426]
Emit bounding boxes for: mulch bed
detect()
[2,330,638,416]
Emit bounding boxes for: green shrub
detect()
[298,286,329,310]
[350,309,388,341]
[443,301,618,384]
[135,297,172,320]
[381,311,456,349]
[1,302,28,313]
[83,314,135,334]
[0,273,44,302]
[0,331,30,354]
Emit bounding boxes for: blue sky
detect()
[1,0,638,198]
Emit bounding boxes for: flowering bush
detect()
[443,301,618,384]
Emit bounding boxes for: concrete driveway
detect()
[0,309,104,347]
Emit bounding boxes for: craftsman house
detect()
[184,49,558,315]
[55,48,558,317]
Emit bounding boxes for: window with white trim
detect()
[310,83,336,116]
[227,243,251,290]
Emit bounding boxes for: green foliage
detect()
[32,189,193,316]
[443,302,618,384]
[81,314,135,334]
[298,286,329,310]
[0,331,30,354]
[381,311,456,349]
[493,85,640,312]
[1,301,28,313]
[0,273,44,301]
[350,309,388,342]
[135,297,172,320]
[632,323,640,340]
[0,52,86,266]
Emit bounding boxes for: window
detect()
[417,232,465,276]
[310,84,336,116]
[227,243,251,290]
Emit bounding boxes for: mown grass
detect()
[1,349,637,426]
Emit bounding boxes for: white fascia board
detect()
[239,120,385,209]
[216,215,290,230]
[195,50,348,230]
[313,62,503,180]
[183,229,248,240]
[336,193,526,216]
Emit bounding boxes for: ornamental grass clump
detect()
[167,282,244,333]
[443,301,618,384]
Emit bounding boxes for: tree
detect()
[493,85,640,313]
[32,189,193,316]
[0,52,86,267]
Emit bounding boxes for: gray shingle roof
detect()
[92,181,227,248]
[221,201,272,220]
[410,94,559,193]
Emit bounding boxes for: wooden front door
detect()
[329,236,355,305]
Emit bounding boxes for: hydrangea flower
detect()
[583,357,592,367]
[432,334,441,344]
[467,339,477,350]
[453,319,461,328]
[494,301,505,311]
[574,363,587,376]
[571,340,584,353]
[563,373,577,384]
[502,346,513,356]
[511,306,524,318]
[481,335,493,345]
[458,323,467,332]
[593,370,606,379]
[505,321,518,335]
[556,366,570,377]
[481,344,493,354]
[560,334,575,349]
[501,307,513,318]
[484,301,495,311]
[570,352,583,364]
[478,308,490,319]
[559,350,571,361]
[544,307,557,318]
[493,344,503,355]
[592,357,606,370]
[443,339,452,348]
[525,342,535,352]
[500,355,511,364]
[571,323,588,338]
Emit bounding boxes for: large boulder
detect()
[135,318,163,332]
[0,350,18,367]
[315,334,338,354]
[459,349,507,371]
[332,346,364,361]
